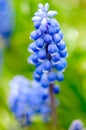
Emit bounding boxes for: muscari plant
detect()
[9,76,57,127]
[28,3,68,129]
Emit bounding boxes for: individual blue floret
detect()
[48,43,58,56]
[30,29,43,40]
[57,40,66,50]
[28,42,38,53]
[34,22,41,29]
[59,48,68,58]
[28,54,38,65]
[48,71,57,83]
[53,33,62,44]
[54,58,67,71]
[35,64,43,76]
[43,60,51,73]
[34,71,41,81]
[58,30,64,39]
[28,3,68,94]
[44,34,52,44]
[56,72,64,82]
[38,49,46,62]
[41,73,49,88]
[53,85,60,94]
[51,52,60,65]
[36,38,44,50]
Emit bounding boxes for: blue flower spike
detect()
[28,3,68,95]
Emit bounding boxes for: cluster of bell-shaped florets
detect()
[68,120,84,130]
[9,76,59,126]
[0,0,14,46]
[28,3,68,89]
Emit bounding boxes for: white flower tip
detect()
[38,3,45,12]
[47,10,58,17]
[45,3,49,12]
[28,48,34,53]
[32,16,41,22]
[38,3,44,9]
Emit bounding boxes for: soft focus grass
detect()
[0,0,86,130]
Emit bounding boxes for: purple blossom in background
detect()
[9,76,59,127]
[28,3,68,91]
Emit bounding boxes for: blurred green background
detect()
[0,0,86,129]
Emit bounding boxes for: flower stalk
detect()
[49,83,57,130]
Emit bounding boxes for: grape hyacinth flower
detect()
[28,3,68,128]
[0,0,14,47]
[68,120,84,130]
[9,76,54,127]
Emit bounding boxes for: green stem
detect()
[49,84,57,130]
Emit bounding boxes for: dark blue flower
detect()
[36,38,44,49]
[53,85,60,94]
[53,33,62,44]
[41,74,49,88]
[54,58,67,71]
[57,40,66,50]
[38,49,46,62]
[35,65,43,76]
[56,72,64,82]
[48,71,57,83]
[28,42,38,53]
[51,52,60,65]
[28,53,38,65]
[44,34,52,44]
[59,48,68,58]
[48,43,58,56]
[43,60,51,73]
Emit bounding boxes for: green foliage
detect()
[0,0,86,129]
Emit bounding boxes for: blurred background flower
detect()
[9,76,52,127]
[0,0,15,47]
[68,119,84,130]
[0,0,86,130]
[0,0,14,76]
